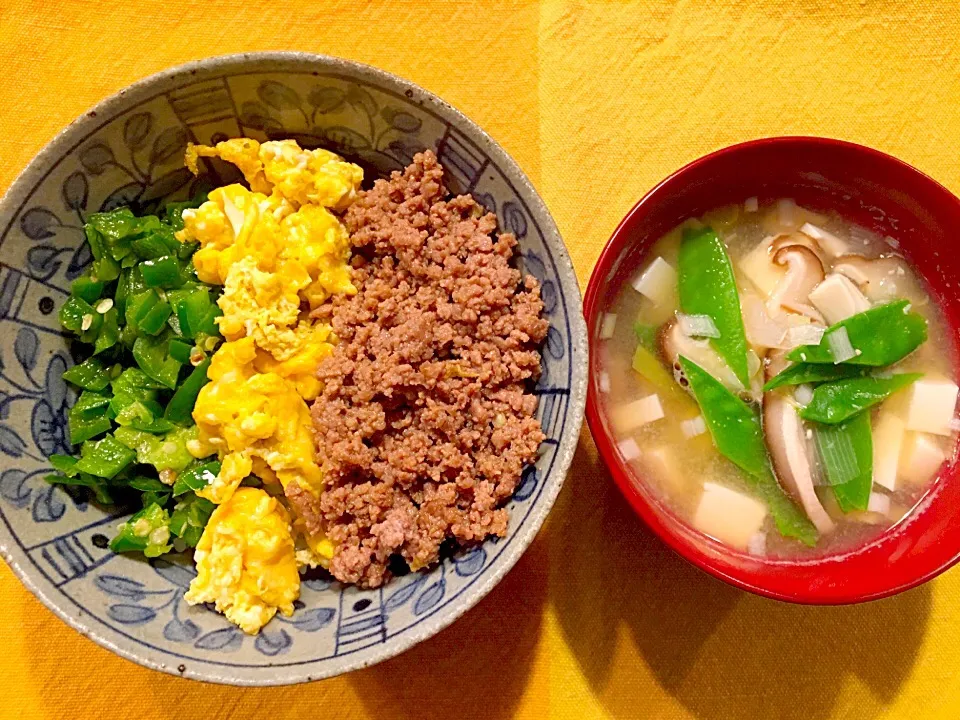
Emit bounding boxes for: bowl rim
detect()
[0,51,587,685]
[584,135,960,605]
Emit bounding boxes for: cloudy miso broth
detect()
[599,199,958,558]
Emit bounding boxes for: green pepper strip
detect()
[800,373,922,424]
[814,412,873,512]
[71,274,104,304]
[787,300,928,366]
[678,226,750,386]
[679,356,818,545]
[170,493,215,547]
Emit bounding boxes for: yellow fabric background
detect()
[2,1,960,718]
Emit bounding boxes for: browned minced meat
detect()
[303,151,549,588]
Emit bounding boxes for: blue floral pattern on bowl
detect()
[0,53,586,685]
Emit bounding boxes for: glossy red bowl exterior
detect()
[585,136,960,604]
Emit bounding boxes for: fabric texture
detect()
[2,1,960,718]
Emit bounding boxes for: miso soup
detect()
[598,198,958,557]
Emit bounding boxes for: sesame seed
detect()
[80,314,93,331]
[96,298,113,314]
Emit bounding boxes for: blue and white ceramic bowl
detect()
[0,53,586,685]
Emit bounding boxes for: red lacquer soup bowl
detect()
[584,137,960,604]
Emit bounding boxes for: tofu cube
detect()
[642,446,687,496]
[808,274,872,325]
[693,482,768,550]
[611,395,664,434]
[903,378,959,436]
[899,432,948,487]
[872,413,905,491]
[631,257,677,307]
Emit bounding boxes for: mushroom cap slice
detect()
[762,352,835,534]
[658,319,744,393]
[832,254,907,302]
[768,244,824,316]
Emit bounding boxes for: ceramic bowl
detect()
[584,137,960,604]
[0,52,586,684]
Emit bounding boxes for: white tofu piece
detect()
[740,237,786,297]
[744,196,759,213]
[693,482,768,550]
[799,222,849,258]
[808,274,872,325]
[631,257,677,306]
[617,437,641,462]
[641,446,687,495]
[872,413,906,491]
[598,313,617,340]
[598,371,611,393]
[610,395,664,434]
[867,492,891,515]
[903,378,959,436]
[899,432,948,486]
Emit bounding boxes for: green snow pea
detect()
[679,356,817,545]
[800,373,922,424]
[814,412,873,512]
[787,300,928,366]
[678,226,750,386]
[763,362,867,391]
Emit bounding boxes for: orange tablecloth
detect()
[3,2,960,718]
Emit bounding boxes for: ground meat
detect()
[307,151,549,587]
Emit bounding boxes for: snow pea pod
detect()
[787,300,927,366]
[678,227,750,386]
[814,412,873,512]
[679,356,818,545]
[800,373,922,424]
[763,362,867,392]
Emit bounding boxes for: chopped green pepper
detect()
[815,412,873,512]
[787,300,928,366]
[138,301,173,336]
[71,274,104,304]
[93,307,120,355]
[68,413,112,445]
[114,424,199,472]
[71,390,111,419]
[678,227,750,386]
[109,503,173,557]
[62,357,111,392]
[74,434,136,479]
[170,493,215,547]
[680,356,817,545]
[173,460,220,496]
[168,338,193,364]
[127,476,170,492]
[165,359,210,424]
[800,373,922,424]
[59,296,98,335]
[141,255,185,289]
[125,289,160,328]
[132,335,182,389]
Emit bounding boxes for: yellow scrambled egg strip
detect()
[176,139,361,633]
[184,488,299,634]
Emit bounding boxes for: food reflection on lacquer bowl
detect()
[584,137,960,604]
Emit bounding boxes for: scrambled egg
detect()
[184,488,299,634]
[176,138,362,634]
